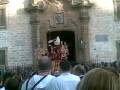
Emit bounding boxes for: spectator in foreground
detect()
[2,72,14,85]
[0,76,5,90]
[21,56,65,90]
[57,60,80,90]
[5,78,19,90]
[72,64,86,79]
[77,68,119,90]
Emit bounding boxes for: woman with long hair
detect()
[77,68,119,90]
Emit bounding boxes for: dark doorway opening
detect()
[47,31,76,65]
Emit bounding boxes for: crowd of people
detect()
[0,56,120,90]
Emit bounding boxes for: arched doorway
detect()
[47,31,76,65]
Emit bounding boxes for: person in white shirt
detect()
[21,56,65,90]
[0,87,5,90]
[57,60,80,90]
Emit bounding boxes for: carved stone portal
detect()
[29,0,93,64]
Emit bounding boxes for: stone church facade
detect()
[0,0,120,67]
[0,0,33,67]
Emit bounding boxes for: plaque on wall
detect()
[54,12,64,24]
[95,35,108,42]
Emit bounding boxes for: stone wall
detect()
[0,31,7,48]
[0,0,33,66]
[89,0,120,63]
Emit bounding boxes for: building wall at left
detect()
[0,0,33,66]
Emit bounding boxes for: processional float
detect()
[34,36,69,73]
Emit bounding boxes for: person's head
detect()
[0,76,2,84]
[72,64,86,76]
[77,68,119,90]
[38,56,52,71]
[3,72,14,84]
[60,60,71,72]
[5,78,19,90]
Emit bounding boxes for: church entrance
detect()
[47,31,76,65]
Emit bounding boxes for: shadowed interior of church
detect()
[47,31,76,66]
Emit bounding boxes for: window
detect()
[116,40,120,60]
[0,8,6,28]
[0,0,8,28]
[113,0,120,21]
[0,50,5,65]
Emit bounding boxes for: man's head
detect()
[38,56,52,71]
[72,64,86,76]
[60,60,71,72]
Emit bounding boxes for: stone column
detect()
[79,3,93,63]
[30,11,40,64]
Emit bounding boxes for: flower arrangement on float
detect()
[34,47,48,59]
[34,36,69,73]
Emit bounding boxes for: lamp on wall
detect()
[80,39,83,44]
[80,39,86,48]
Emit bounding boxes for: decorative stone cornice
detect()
[80,2,93,8]
[25,0,93,12]
[25,0,48,12]
[79,0,93,22]
[0,0,9,5]
[71,0,93,8]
